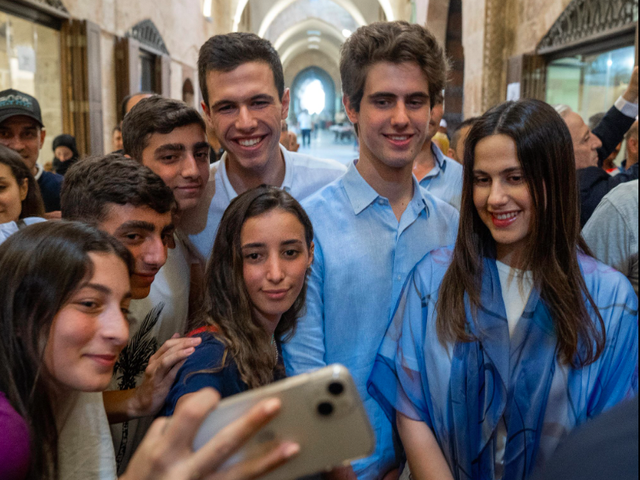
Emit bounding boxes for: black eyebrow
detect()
[193,141,210,150]
[155,144,186,155]
[114,220,157,233]
[281,239,303,246]
[241,242,266,249]
[241,239,304,250]
[211,94,275,111]
[80,283,133,301]
[368,92,429,100]
[473,167,522,175]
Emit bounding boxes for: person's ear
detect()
[19,178,28,202]
[307,240,315,269]
[201,101,212,121]
[343,94,359,125]
[281,88,290,119]
[39,127,46,149]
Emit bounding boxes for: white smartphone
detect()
[192,364,375,480]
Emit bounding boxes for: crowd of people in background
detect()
[0,18,637,480]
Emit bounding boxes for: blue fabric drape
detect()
[369,248,638,480]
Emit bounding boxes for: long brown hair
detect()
[196,185,313,388]
[437,99,605,367]
[0,221,132,480]
[0,144,45,219]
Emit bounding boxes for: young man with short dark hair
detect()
[182,32,346,261]
[282,22,459,480]
[0,88,63,212]
[122,95,210,215]
[62,154,201,474]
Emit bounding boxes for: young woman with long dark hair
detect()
[368,99,638,480]
[0,144,45,240]
[162,185,315,412]
[0,221,300,480]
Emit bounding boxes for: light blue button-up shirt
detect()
[282,162,459,479]
[181,145,346,261]
[418,142,463,210]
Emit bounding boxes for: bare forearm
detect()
[103,389,143,424]
[397,411,453,480]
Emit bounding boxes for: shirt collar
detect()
[217,146,290,200]
[34,163,43,181]
[342,161,381,215]
[425,142,447,178]
[343,160,428,216]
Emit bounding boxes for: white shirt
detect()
[181,145,346,261]
[494,260,533,478]
[58,392,117,480]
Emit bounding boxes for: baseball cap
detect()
[0,89,44,127]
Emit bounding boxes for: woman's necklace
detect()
[271,335,279,365]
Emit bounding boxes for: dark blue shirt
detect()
[37,170,63,212]
[161,332,284,416]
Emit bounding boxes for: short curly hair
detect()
[61,153,175,224]
[340,21,449,113]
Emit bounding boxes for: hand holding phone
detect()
[120,388,298,480]
[192,364,375,480]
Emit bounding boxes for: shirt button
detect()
[397,275,402,281]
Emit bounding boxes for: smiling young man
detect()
[181,32,346,262]
[0,89,63,212]
[62,154,201,475]
[282,22,459,480]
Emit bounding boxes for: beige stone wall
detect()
[461,0,572,118]
[62,0,226,153]
[462,0,487,117]
[506,0,572,57]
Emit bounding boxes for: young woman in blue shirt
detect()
[369,99,638,480]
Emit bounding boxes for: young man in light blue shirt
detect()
[181,32,346,261]
[283,22,460,480]
[413,99,463,210]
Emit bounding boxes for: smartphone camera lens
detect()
[317,402,334,416]
[328,381,344,396]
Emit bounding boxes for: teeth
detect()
[388,135,409,141]
[494,212,518,220]
[238,137,261,146]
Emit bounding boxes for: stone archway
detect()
[232,0,394,34]
[290,66,337,125]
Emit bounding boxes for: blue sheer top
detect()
[368,248,638,480]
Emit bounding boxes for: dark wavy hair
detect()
[437,99,604,367]
[195,185,313,388]
[0,221,132,480]
[340,21,449,113]
[198,32,285,107]
[0,144,45,219]
[61,153,176,224]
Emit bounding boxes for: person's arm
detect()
[594,66,638,164]
[282,238,327,375]
[120,389,299,480]
[582,197,632,279]
[104,334,201,423]
[397,412,454,480]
